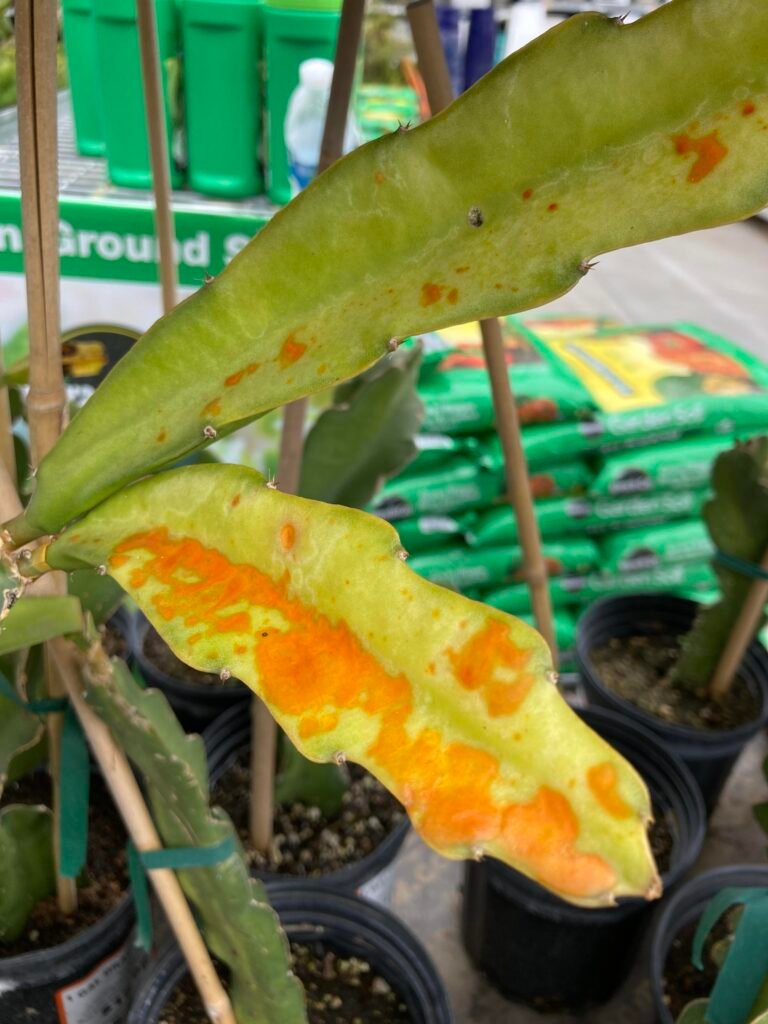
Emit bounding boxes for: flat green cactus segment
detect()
[674,437,768,691]
[83,655,306,1024]
[47,464,658,907]
[0,805,55,943]
[9,0,768,543]
[0,596,83,656]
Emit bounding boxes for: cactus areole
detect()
[28,466,660,907]
[6,0,768,545]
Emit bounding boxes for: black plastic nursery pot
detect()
[576,594,768,814]
[650,864,768,1023]
[0,894,138,1023]
[461,705,706,1011]
[205,703,410,903]
[130,612,250,732]
[127,884,453,1024]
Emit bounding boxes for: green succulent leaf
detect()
[0,804,55,944]
[8,0,768,544]
[676,1000,709,1024]
[674,437,768,691]
[83,654,306,1024]
[41,464,658,908]
[0,692,42,793]
[275,736,349,819]
[299,344,423,508]
[68,569,125,626]
[0,596,83,656]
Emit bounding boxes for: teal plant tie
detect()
[0,669,89,878]
[127,835,237,951]
[714,550,768,582]
[0,669,68,714]
[59,706,90,879]
[692,887,768,1024]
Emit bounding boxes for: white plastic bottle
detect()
[284,58,359,196]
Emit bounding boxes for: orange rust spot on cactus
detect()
[109,553,128,569]
[108,528,613,898]
[502,786,616,898]
[673,131,728,183]
[279,334,307,368]
[203,397,222,417]
[299,712,339,739]
[420,283,445,307]
[156,428,167,443]
[455,266,470,274]
[280,523,296,551]
[231,494,241,508]
[743,101,756,116]
[587,762,632,819]
[374,170,386,184]
[225,369,245,387]
[548,203,559,212]
[129,568,147,589]
[187,632,205,646]
[317,364,328,375]
[447,619,533,718]
[522,188,533,200]
[495,283,503,290]
[447,288,459,305]
[234,643,247,655]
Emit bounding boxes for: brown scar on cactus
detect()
[467,206,484,227]
[203,425,217,439]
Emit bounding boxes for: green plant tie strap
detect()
[692,887,768,1024]
[127,835,237,951]
[0,670,90,877]
[714,550,768,582]
[59,705,91,879]
[0,669,68,714]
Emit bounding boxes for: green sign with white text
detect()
[0,193,270,286]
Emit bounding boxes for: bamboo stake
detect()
[0,342,17,483]
[15,0,77,915]
[52,641,237,1024]
[251,0,367,852]
[709,543,768,700]
[136,0,177,314]
[406,0,558,663]
[0,465,235,1024]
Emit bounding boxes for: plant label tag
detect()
[55,942,132,1024]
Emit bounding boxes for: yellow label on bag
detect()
[545,327,761,412]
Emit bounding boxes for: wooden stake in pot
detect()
[137,0,178,314]
[709,543,768,701]
[406,0,558,663]
[251,0,367,853]
[15,0,77,917]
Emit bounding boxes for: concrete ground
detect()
[390,217,768,1023]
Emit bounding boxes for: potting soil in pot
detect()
[212,752,405,876]
[0,773,128,953]
[144,624,225,688]
[160,943,411,1024]
[662,908,735,1019]
[590,633,760,730]
[379,317,768,665]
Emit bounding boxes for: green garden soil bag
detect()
[591,434,733,496]
[511,313,620,340]
[416,318,593,434]
[469,488,709,546]
[480,445,594,498]
[481,423,598,469]
[370,458,500,520]
[408,537,600,592]
[394,514,472,554]
[517,609,577,654]
[481,560,716,616]
[600,519,712,573]
[539,322,768,437]
[396,433,480,479]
